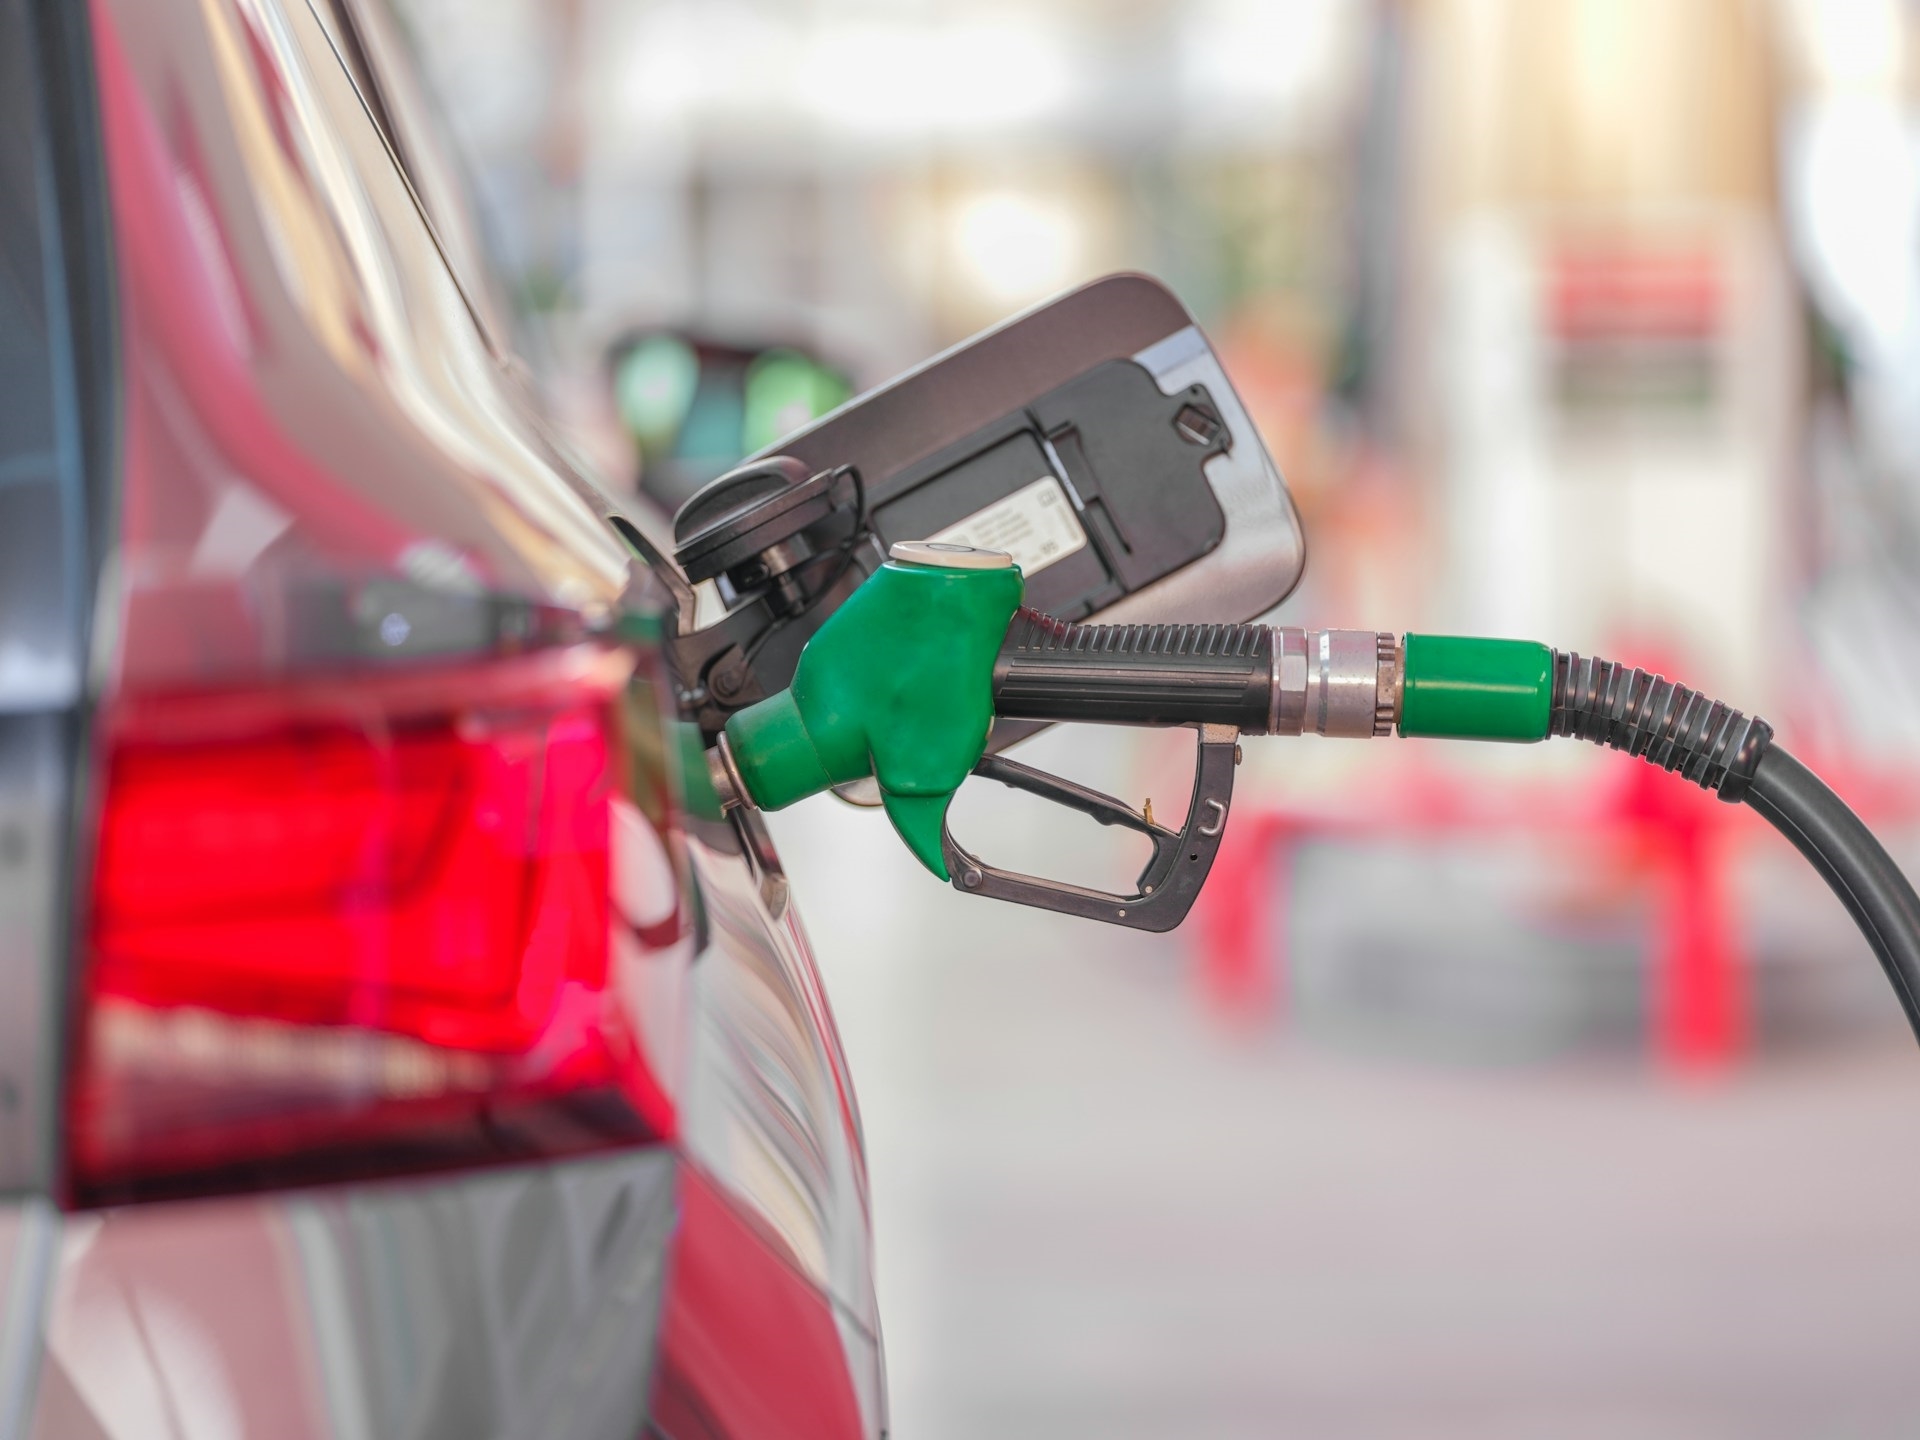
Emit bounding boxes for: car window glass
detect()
[0,0,82,709]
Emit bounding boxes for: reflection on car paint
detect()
[27,1150,675,1440]
[676,824,885,1430]
[94,0,627,697]
[652,1165,873,1440]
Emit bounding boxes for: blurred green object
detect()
[676,382,746,465]
[743,349,852,454]
[615,334,700,454]
[612,331,853,510]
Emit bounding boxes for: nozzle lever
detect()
[941,723,1241,932]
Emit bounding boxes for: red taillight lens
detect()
[71,647,682,1206]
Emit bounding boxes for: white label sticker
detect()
[928,476,1088,578]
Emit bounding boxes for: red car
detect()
[2,0,882,1433]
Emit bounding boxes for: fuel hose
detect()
[988,608,1920,1044]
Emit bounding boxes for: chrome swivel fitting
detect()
[1269,629,1400,738]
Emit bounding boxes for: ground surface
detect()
[772,750,1920,1440]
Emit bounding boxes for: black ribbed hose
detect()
[993,607,1276,731]
[1745,750,1920,1040]
[1552,652,1920,1044]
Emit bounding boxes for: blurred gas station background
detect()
[394,1,1920,1433]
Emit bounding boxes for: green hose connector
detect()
[1399,633,1553,742]
[724,551,1024,878]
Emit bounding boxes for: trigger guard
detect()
[941,724,1240,933]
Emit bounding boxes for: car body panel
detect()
[672,822,885,1434]
[0,0,885,1432]
[24,1149,675,1440]
[651,1165,868,1440]
[89,0,630,697]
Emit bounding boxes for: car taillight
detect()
[70,645,681,1206]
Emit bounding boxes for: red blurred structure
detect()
[1197,752,1920,1070]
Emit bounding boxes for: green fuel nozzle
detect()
[717,542,1569,893]
[722,542,1023,877]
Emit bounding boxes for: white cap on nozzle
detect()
[888,540,1014,570]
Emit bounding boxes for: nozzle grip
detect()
[992,607,1274,731]
[944,723,1241,931]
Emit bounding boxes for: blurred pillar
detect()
[1197,812,1296,1019]
[1619,757,1746,1067]
[1401,0,1799,713]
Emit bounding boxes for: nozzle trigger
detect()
[940,723,1240,932]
